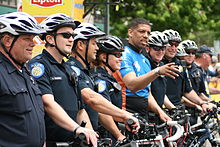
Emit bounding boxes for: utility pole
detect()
[104,0,110,35]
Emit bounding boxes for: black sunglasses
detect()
[55,32,76,39]
[186,50,196,55]
[152,46,166,51]
[111,52,123,58]
[169,41,179,47]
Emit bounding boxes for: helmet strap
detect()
[47,35,69,59]
[1,35,24,67]
[84,39,91,70]
[103,53,115,72]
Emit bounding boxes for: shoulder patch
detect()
[30,62,45,79]
[70,66,80,76]
[96,80,106,93]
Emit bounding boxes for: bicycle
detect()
[115,115,186,147]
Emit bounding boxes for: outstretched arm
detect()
[122,63,179,92]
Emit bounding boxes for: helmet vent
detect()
[6,16,17,19]
[53,16,65,21]
[87,26,96,31]
[81,31,92,35]
[10,24,24,32]
[19,20,33,28]
[46,22,58,27]
[0,22,6,29]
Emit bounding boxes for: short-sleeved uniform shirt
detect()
[0,52,45,147]
[90,67,122,108]
[66,56,99,130]
[162,57,192,106]
[187,62,208,95]
[145,53,167,107]
[119,44,151,115]
[28,49,82,141]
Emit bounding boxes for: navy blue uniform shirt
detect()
[187,62,207,95]
[162,57,192,106]
[90,67,122,109]
[28,49,83,141]
[0,52,45,147]
[66,56,99,130]
[144,53,167,107]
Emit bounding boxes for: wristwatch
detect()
[154,67,160,76]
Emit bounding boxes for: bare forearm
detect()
[82,88,130,120]
[199,93,210,101]
[99,113,124,140]
[123,71,157,92]
[77,109,93,129]
[164,95,176,109]
[182,97,197,107]
[42,94,79,132]
[148,92,163,115]
[184,90,203,105]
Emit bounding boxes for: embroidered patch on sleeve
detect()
[30,62,45,79]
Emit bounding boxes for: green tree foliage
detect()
[106,0,220,45]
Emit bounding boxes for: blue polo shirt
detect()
[119,45,151,99]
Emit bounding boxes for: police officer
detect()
[0,12,45,147]
[91,35,126,141]
[66,23,140,133]
[194,45,219,95]
[180,41,210,100]
[143,31,176,124]
[162,29,211,112]
[28,13,98,146]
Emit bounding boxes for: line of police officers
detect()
[0,11,216,147]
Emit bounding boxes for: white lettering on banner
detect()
[31,0,62,7]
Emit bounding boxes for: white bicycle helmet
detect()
[0,12,44,35]
[163,29,182,43]
[97,35,124,53]
[74,23,105,40]
[176,42,189,57]
[40,13,80,33]
[179,40,198,50]
[148,31,169,47]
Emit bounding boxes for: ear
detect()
[76,40,86,52]
[99,53,107,62]
[45,35,55,45]
[2,34,14,48]
[128,28,133,38]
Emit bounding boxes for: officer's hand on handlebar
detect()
[158,63,179,79]
[201,102,215,113]
[159,111,172,122]
[195,104,204,115]
[75,127,99,147]
[124,116,140,134]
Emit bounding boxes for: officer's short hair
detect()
[129,18,151,29]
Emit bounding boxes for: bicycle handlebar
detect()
[166,122,184,142]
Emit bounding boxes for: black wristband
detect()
[200,102,208,106]
[73,126,81,137]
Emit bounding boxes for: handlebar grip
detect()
[166,124,184,142]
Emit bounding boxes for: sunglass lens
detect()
[112,53,122,58]
[153,46,165,51]
[186,50,196,55]
[62,33,72,39]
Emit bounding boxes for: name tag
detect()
[50,77,62,80]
